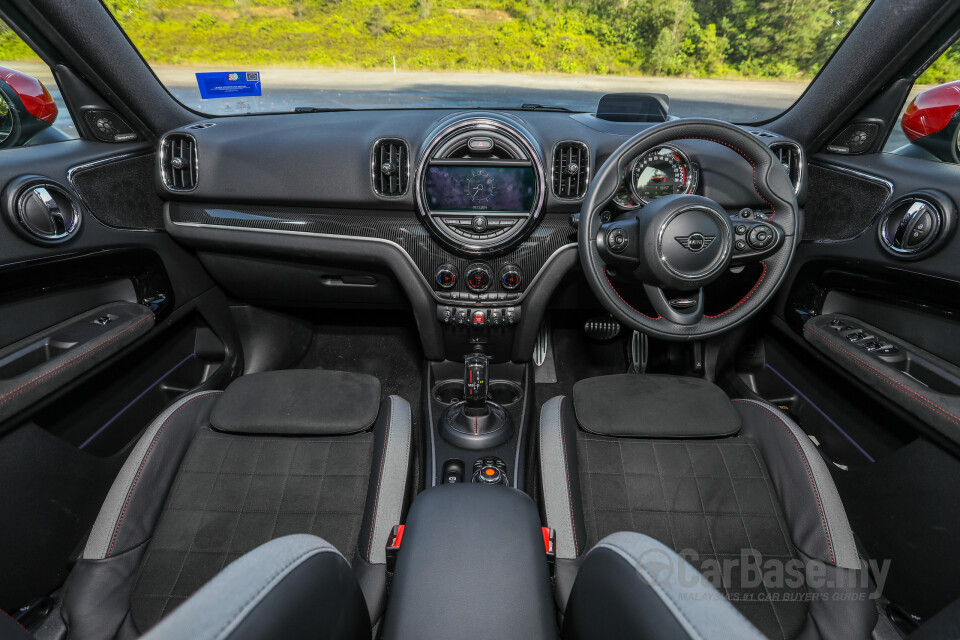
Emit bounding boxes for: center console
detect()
[381,483,557,639]
[425,356,532,489]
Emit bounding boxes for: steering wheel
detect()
[579,118,800,341]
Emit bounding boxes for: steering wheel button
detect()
[606,228,629,253]
[735,240,746,251]
[747,225,774,249]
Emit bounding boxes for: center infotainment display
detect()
[424,166,537,212]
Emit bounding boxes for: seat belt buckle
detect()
[542,527,556,571]
[386,524,404,573]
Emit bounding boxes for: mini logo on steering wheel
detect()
[675,233,715,252]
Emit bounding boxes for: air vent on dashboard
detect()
[769,142,802,194]
[552,141,589,199]
[2,178,82,246]
[878,190,954,258]
[160,133,198,191]
[372,138,409,197]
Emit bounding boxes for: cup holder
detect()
[432,379,522,406]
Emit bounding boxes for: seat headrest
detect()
[211,369,381,436]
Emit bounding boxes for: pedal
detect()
[584,316,621,341]
[533,321,558,384]
[628,330,648,374]
[533,321,551,366]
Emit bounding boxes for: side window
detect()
[884,39,960,164]
[0,21,78,148]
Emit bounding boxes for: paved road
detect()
[160,69,804,122]
[27,66,912,151]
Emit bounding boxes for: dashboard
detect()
[158,106,806,360]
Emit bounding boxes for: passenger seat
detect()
[58,369,412,639]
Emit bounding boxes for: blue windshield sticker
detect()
[196,72,261,99]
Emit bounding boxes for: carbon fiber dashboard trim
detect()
[167,203,575,301]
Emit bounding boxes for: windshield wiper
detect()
[520,103,574,112]
[293,106,354,113]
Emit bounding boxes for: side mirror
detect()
[901,80,960,163]
[0,65,58,149]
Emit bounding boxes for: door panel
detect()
[758,150,960,625]
[0,141,242,613]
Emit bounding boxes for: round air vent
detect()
[2,176,82,245]
[878,189,954,258]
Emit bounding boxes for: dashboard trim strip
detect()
[168,218,577,306]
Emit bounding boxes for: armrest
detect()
[805,313,960,447]
[381,484,557,639]
[0,302,153,424]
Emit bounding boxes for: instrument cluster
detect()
[611,144,699,210]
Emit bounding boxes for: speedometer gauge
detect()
[629,145,696,205]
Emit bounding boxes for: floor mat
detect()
[534,315,628,410]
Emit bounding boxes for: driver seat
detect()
[539,374,878,640]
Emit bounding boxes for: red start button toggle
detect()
[472,310,486,325]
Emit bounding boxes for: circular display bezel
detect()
[628,144,695,206]
[414,116,546,258]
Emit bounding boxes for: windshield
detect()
[100,0,870,122]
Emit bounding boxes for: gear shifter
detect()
[438,350,513,450]
[463,353,489,416]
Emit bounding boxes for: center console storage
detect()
[381,484,557,639]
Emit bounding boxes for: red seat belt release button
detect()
[542,527,556,558]
[386,524,404,573]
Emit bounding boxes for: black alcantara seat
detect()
[539,374,878,640]
[57,369,412,639]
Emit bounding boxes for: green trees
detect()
[1,0,880,80]
[691,0,870,77]
[366,4,390,39]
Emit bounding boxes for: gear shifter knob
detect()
[463,353,489,410]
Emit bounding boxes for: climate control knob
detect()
[465,263,493,292]
[500,265,522,290]
[436,263,457,289]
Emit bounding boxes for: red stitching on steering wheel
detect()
[597,131,787,327]
[681,136,777,219]
[604,269,660,320]
[705,261,768,318]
